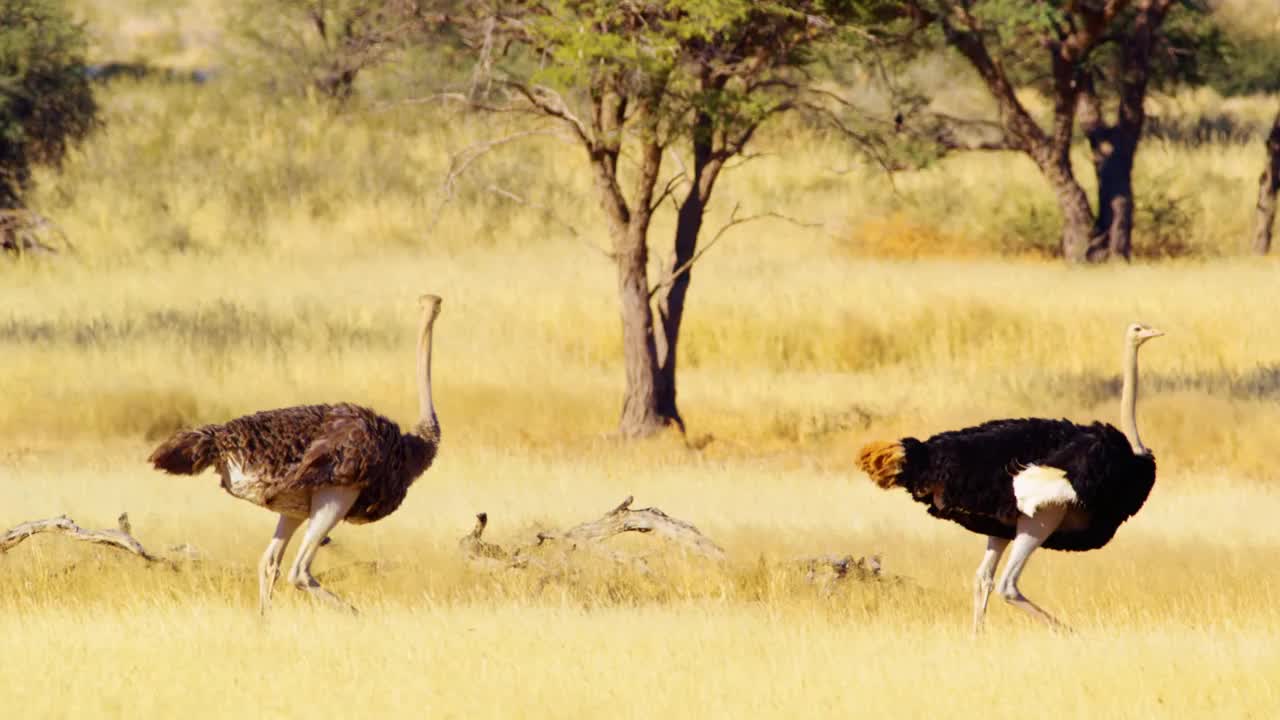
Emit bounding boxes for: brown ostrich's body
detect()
[150,403,439,523]
[148,294,443,613]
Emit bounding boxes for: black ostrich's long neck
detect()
[414,303,440,445]
[1121,340,1145,455]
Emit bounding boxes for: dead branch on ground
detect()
[1,513,165,563]
[460,495,725,573]
[536,496,726,560]
[459,496,884,592]
[1,513,197,567]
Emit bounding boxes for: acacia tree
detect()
[898,0,1200,262]
[0,0,96,209]
[450,1,885,436]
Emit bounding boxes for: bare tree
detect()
[1252,111,1280,255]
[230,0,430,102]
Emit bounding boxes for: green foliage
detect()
[1087,2,1224,93]
[483,1,898,160]
[1201,28,1280,96]
[0,0,96,207]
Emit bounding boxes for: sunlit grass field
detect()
[4,447,1279,718]
[5,7,1280,714]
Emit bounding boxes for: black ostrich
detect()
[857,323,1163,632]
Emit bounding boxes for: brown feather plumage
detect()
[148,429,218,475]
[148,403,439,523]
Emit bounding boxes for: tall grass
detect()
[10,81,1280,468]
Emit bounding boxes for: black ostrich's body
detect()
[858,323,1164,631]
[890,418,1156,551]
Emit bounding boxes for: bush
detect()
[0,0,97,208]
[1205,31,1280,96]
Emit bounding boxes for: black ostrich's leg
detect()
[996,504,1069,630]
[973,535,1009,634]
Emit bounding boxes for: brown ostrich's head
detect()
[419,294,442,321]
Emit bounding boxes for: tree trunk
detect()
[316,67,357,101]
[652,195,699,432]
[940,17,1101,263]
[1055,181,1098,263]
[1253,111,1280,255]
[653,114,721,432]
[1089,128,1138,261]
[586,109,675,438]
[1076,2,1170,262]
[1032,149,1097,263]
[614,222,668,437]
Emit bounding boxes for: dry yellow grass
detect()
[3,449,1279,718]
[6,14,1280,715]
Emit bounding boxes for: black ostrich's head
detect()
[1125,322,1164,347]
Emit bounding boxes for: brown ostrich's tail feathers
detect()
[857,440,907,489]
[148,429,218,475]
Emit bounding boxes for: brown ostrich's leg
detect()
[258,513,303,615]
[996,504,1069,630]
[287,486,361,613]
[972,535,1009,635]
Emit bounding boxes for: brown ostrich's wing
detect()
[287,406,381,491]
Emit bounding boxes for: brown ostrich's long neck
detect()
[414,307,440,444]
[1120,340,1145,455]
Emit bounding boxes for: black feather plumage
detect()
[889,418,1156,551]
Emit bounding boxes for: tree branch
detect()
[483,183,614,260]
[430,128,569,229]
[459,495,727,569]
[923,111,1018,151]
[1,513,168,564]
[648,169,688,215]
[458,498,889,594]
[484,183,580,237]
[649,203,821,299]
[501,80,592,146]
[539,495,726,560]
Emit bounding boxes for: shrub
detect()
[0,0,97,208]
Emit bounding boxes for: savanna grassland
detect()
[4,3,1280,718]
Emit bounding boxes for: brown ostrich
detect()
[148,294,443,613]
